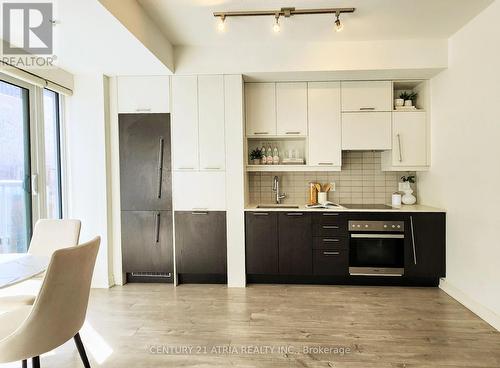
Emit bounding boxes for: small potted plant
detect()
[249,148,263,165]
[399,91,418,107]
[399,175,416,205]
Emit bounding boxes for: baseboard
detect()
[439,278,500,331]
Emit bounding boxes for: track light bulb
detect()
[335,15,343,32]
[217,16,226,32]
[273,15,280,32]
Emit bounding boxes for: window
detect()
[0,74,65,253]
[43,89,62,219]
[0,80,32,253]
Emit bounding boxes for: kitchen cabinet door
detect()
[276,82,307,136]
[175,211,227,275]
[172,171,226,210]
[308,82,341,167]
[341,81,392,112]
[245,212,279,275]
[405,213,446,278]
[171,76,199,170]
[121,211,173,273]
[117,76,170,113]
[119,113,171,211]
[342,112,392,150]
[198,75,226,171]
[245,83,276,136]
[278,212,312,275]
[392,112,427,166]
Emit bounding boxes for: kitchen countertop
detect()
[244,204,446,213]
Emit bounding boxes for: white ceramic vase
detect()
[395,98,404,107]
[402,189,416,205]
[404,100,413,107]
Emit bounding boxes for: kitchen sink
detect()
[256,204,300,209]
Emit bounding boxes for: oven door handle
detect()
[350,234,405,239]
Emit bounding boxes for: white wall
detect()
[418,0,500,330]
[174,39,448,76]
[65,74,112,288]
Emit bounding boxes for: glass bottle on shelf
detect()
[260,144,267,164]
[273,146,279,165]
[266,145,272,165]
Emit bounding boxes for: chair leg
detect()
[74,332,91,368]
[32,356,40,368]
[21,360,27,368]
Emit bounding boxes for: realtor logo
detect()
[2,3,53,55]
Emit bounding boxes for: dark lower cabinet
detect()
[279,212,312,275]
[313,249,349,276]
[175,211,227,282]
[245,212,278,274]
[405,213,446,278]
[121,211,173,273]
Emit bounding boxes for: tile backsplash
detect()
[248,151,417,205]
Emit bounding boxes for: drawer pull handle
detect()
[323,251,340,256]
[318,162,333,166]
[322,213,339,216]
[253,212,269,216]
[323,225,339,229]
[287,213,304,216]
[253,132,269,135]
[359,107,375,111]
[323,239,340,242]
[285,131,301,135]
[136,108,152,112]
[191,211,208,215]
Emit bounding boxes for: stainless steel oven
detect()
[348,220,405,276]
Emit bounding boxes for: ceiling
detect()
[137,0,493,47]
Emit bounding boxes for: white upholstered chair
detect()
[0,237,100,368]
[0,219,81,307]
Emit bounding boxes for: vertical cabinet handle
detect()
[397,134,403,162]
[154,212,161,244]
[410,215,417,265]
[157,137,164,198]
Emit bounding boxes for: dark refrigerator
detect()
[118,113,173,282]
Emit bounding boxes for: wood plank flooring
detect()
[2,284,499,367]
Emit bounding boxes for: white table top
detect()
[0,254,50,289]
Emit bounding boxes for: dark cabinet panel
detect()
[405,213,446,278]
[175,211,227,274]
[119,113,171,211]
[313,237,348,250]
[313,249,349,276]
[121,211,173,273]
[245,212,279,275]
[278,212,312,275]
[312,213,348,237]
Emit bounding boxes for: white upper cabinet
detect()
[342,112,392,150]
[171,76,199,170]
[117,76,170,113]
[276,82,308,136]
[198,75,226,171]
[245,83,276,136]
[341,81,392,112]
[307,82,341,168]
[391,111,427,167]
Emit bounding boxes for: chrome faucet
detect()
[273,176,286,204]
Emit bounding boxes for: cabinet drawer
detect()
[313,237,347,250]
[313,249,348,276]
[341,81,392,112]
[313,223,346,237]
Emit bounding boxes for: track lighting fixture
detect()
[217,15,226,32]
[335,11,344,32]
[214,7,355,34]
[273,14,280,33]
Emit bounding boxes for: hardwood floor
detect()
[2,284,500,367]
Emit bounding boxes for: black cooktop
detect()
[342,204,393,210]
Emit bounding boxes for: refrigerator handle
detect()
[154,212,161,244]
[156,137,164,199]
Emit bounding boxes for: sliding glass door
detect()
[0,80,32,253]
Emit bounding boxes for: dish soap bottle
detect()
[273,146,280,165]
[260,145,267,164]
[266,145,273,165]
